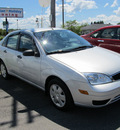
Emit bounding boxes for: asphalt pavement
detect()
[0,74,120,130]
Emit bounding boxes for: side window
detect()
[7,35,19,49]
[101,28,117,39]
[91,31,101,38]
[2,38,7,47]
[19,34,35,52]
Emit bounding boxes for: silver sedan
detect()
[0,28,120,110]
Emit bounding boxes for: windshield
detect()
[34,30,92,54]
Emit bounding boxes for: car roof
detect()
[7,28,65,36]
[96,25,120,30]
[3,28,66,54]
[31,28,65,32]
[5,28,65,38]
[84,25,120,36]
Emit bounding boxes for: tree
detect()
[63,20,88,35]
[93,21,104,24]
[117,22,120,25]
[100,21,104,24]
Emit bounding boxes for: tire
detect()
[0,61,9,79]
[48,78,74,110]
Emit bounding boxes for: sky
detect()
[0,0,120,29]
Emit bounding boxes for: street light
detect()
[39,0,50,28]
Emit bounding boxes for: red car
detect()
[81,25,120,53]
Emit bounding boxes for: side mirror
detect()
[34,51,40,57]
[23,49,40,57]
[23,49,34,56]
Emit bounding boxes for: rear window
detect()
[7,35,19,50]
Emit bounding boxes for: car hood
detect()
[49,47,120,75]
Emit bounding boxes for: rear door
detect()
[3,33,20,75]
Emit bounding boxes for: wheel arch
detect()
[0,58,4,70]
[45,75,74,109]
[0,58,3,63]
[45,75,73,100]
[45,76,62,93]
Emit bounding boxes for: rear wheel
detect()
[48,79,74,110]
[0,61,9,79]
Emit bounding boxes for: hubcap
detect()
[1,64,6,78]
[50,84,66,107]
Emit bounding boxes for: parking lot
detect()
[0,74,120,130]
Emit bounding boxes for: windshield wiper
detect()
[47,48,77,55]
[47,46,94,55]
[47,50,67,55]
[69,45,93,51]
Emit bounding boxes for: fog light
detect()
[79,89,89,95]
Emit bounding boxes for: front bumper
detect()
[66,80,120,107]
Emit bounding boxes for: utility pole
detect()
[51,0,56,27]
[62,0,64,28]
[5,17,8,35]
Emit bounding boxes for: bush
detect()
[0,36,4,40]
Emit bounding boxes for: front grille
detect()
[112,72,120,81]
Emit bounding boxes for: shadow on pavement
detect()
[0,76,120,130]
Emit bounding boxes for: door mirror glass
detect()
[23,49,34,56]
[23,49,40,57]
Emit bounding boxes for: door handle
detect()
[3,50,7,53]
[17,55,22,59]
[97,40,104,42]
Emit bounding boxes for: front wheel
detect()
[48,79,74,110]
[0,61,9,79]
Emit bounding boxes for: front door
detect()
[17,33,41,86]
[92,27,120,53]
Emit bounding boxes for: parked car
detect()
[81,25,120,53]
[0,28,120,110]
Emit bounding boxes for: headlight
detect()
[84,73,112,85]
